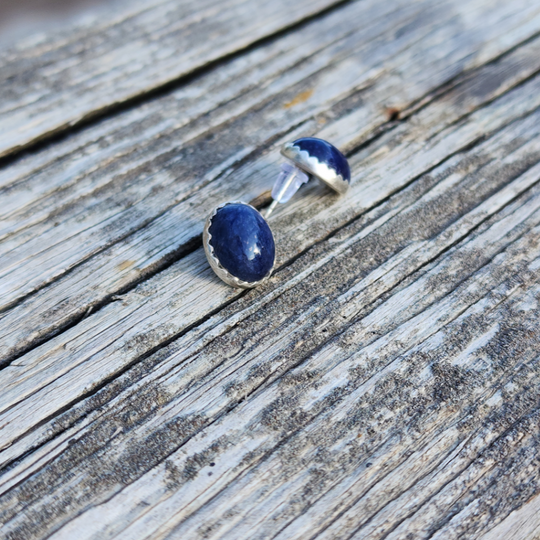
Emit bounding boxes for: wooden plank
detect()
[2,33,540,536]
[3,33,540,459]
[0,0,425,310]
[2,1,540,538]
[3,21,540,459]
[2,0,540,366]
[478,494,540,540]
[2,154,540,538]
[0,0,348,159]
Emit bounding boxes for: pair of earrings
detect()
[203,137,351,289]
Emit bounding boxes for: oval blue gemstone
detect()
[293,137,350,183]
[209,203,275,283]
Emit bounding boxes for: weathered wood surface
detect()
[4,0,540,363]
[1,0,540,538]
[0,0,347,159]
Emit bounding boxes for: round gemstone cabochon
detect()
[293,137,351,183]
[208,203,275,284]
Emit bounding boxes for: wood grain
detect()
[3,0,540,366]
[1,0,540,538]
[4,12,540,460]
[479,494,540,540]
[0,0,350,159]
[3,137,540,538]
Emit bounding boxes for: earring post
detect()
[264,199,279,219]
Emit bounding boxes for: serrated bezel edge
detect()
[281,142,349,195]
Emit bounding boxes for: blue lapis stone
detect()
[209,203,275,283]
[293,137,351,183]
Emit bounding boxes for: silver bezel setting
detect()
[281,142,350,195]
[203,201,276,289]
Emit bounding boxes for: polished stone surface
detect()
[293,137,350,182]
[209,203,275,283]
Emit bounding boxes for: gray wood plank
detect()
[2,1,540,538]
[3,22,540,447]
[2,27,540,537]
[0,0,347,159]
[0,0,420,310]
[479,494,540,540]
[3,138,540,539]
[2,0,540,366]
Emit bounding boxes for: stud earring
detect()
[203,137,350,289]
